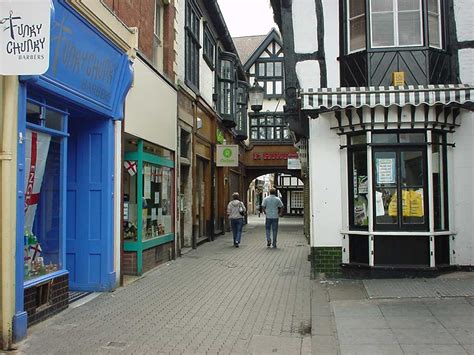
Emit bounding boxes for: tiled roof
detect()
[233,35,267,65]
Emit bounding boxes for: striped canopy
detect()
[300,84,474,112]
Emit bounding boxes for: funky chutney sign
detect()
[0,0,52,74]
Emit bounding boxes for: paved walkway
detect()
[18,216,312,354]
[313,274,474,354]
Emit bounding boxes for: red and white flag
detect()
[24,129,51,234]
[124,160,137,176]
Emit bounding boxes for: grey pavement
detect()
[17,215,312,355]
[313,274,474,355]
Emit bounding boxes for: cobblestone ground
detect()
[18,216,311,354]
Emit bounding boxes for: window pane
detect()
[399,133,425,143]
[372,13,395,46]
[398,11,421,46]
[259,127,266,139]
[221,60,232,80]
[428,0,439,13]
[401,150,423,186]
[371,0,393,12]
[401,188,425,224]
[251,127,258,139]
[372,133,397,143]
[375,187,398,224]
[266,82,274,95]
[350,134,367,145]
[352,150,368,227]
[275,62,282,76]
[266,62,274,77]
[45,108,63,131]
[266,127,274,140]
[275,81,283,95]
[398,0,420,11]
[26,102,42,125]
[350,0,365,17]
[266,117,275,125]
[251,118,258,126]
[259,117,266,125]
[429,14,441,47]
[350,16,366,51]
[432,133,447,230]
[275,126,281,139]
[258,63,265,76]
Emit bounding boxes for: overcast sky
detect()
[217,0,277,38]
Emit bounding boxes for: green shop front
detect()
[123,138,175,275]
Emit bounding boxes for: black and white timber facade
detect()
[270,0,474,275]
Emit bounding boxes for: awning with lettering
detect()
[300,84,474,112]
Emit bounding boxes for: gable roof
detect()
[233,28,283,71]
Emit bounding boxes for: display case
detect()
[123,139,175,275]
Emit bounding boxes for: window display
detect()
[24,101,65,281]
[123,139,174,243]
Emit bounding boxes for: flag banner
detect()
[24,129,51,234]
[124,160,137,176]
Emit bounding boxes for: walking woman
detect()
[227,192,246,247]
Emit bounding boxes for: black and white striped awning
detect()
[300,84,474,112]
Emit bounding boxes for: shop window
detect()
[24,101,67,281]
[348,133,368,229]
[432,131,448,230]
[372,132,427,231]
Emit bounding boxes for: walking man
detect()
[261,188,284,248]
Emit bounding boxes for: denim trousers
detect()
[230,218,244,244]
[265,218,279,245]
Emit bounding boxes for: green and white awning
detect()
[300,84,474,112]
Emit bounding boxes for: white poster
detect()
[375,191,385,217]
[24,129,51,233]
[144,165,151,199]
[376,158,396,184]
[0,0,52,74]
[287,158,301,170]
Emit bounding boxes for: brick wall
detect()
[310,247,343,278]
[123,251,137,275]
[24,274,69,326]
[103,0,155,60]
[163,0,176,81]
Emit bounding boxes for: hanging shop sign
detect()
[287,157,301,170]
[216,144,238,167]
[0,0,52,74]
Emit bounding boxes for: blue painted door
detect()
[66,118,115,291]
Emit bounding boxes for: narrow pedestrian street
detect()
[18,216,312,354]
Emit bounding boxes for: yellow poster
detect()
[388,190,423,217]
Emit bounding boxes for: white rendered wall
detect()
[200,59,214,106]
[322,0,340,87]
[296,60,321,90]
[125,58,177,151]
[452,112,474,265]
[453,0,474,42]
[458,49,474,84]
[292,0,318,54]
[309,115,342,247]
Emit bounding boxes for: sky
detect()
[217,0,277,38]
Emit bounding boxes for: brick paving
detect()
[18,216,311,354]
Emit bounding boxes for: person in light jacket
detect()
[227,192,246,247]
[261,188,284,248]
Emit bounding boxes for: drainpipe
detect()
[0,76,19,349]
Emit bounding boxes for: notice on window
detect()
[376,158,396,184]
[144,166,151,199]
[375,191,385,217]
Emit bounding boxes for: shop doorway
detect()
[66,117,114,291]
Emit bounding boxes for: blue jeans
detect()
[230,218,244,244]
[265,218,279,246]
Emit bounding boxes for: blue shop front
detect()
[14,0,133,340]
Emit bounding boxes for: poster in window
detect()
[358,175,368,194]
[144,165,151,199]
[375,191,385,216]
[376,158,396,184]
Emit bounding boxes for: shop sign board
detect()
[0,0,52,74]
[216,144,239,167]
[253,152,298,160]
[216,144,238,167]
[287,158,301,170]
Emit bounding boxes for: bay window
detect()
[236,81,248,135]
[218,52,237,123]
